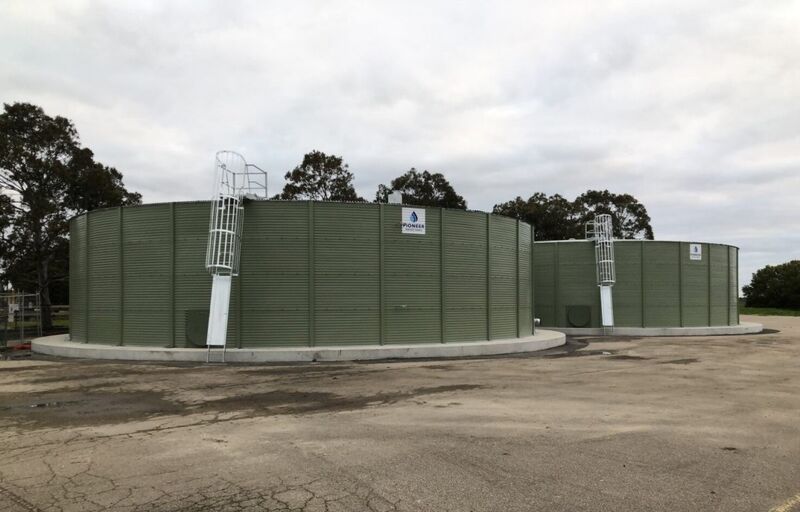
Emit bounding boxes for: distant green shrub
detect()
[743,260,800,309]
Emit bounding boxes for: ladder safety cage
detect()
[585,214,616,286]
[205,151,268,277]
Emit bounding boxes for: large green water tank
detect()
[533,240,739,328]
[69,201,534,348]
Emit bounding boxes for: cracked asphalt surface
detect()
[0,315,798,511]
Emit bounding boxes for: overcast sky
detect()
[1,0,798,288]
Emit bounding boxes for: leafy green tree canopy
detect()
[276,150,363,201]
[573,190,654,240]
[493,189,654,241]
[375,168,467,209]
[743,260,800,309]
[0,102,141,330]
[493,193,580,241]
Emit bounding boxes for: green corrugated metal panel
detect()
[532,240,739,328]
[709,244,729,326]
[530,226,535,332]
[490,215,517,339]
[71,201,532,347]
[314,202,380,345]
[517,222,532,335]
[87,208,121,344]
[443,209,487,341]
[557,242,599,327]
[613,242,643,327]
[122,204,172,346]
[532,242,556,326]
[383,204,442,344]
[229,277,241,348]
[68,216,88,342]
[680,242,710,327]
[239,201,309,346]
[729,246,738,325]
[642,242,680,327]
[173,201,212,347]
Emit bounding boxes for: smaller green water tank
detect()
[533,240,739,328]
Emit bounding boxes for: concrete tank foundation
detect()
[33,330,566,362]
[546,322,762,337]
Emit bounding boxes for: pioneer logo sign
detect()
[401,207,426,234]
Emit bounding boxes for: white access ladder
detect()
[585,214,616,332]
[204,151,267,362]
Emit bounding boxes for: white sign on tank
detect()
[401,207,426,234]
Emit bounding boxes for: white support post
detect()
[600,285,614,327]
[207,275,232,346]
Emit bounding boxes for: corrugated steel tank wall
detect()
[69,201,534,347]
[533,240,739,328]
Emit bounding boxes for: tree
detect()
[573,190,654,240]
[66,147,141,212]
[375,168,467,209]
[276,150,363,201]
[743,261,800,309]
[0,102,141,331]
[492,189,654,241]
[493,193,581,240]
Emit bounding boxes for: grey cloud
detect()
[1,0,798,290]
